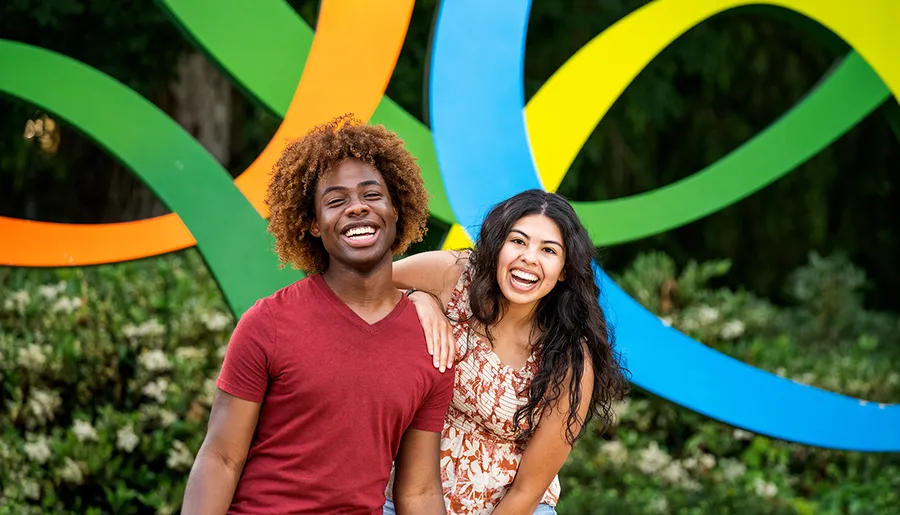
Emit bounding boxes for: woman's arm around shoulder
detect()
[393,250,469,309]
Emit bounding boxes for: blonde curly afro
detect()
[265,113,430,274]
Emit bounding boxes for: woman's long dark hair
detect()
[466,189,630,446]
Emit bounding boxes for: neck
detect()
[321,254,398,306]
[493,300,539,345]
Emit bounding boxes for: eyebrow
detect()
[322,180,384,197]
[510,229,562,248]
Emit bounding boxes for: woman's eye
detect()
[543,247,557,254]
[511,238,525,245]
[327,198,343,206]
[364,192,381,200]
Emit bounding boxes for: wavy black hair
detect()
[466,189,630,445]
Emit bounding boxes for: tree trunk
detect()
[102,51,234,222]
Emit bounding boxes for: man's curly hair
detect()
[265,113,430,274]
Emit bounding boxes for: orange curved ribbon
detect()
[0,0,414,267]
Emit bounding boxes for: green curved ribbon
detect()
[157,0,454,224]
[573,51,891,245]
[0,39,303,315]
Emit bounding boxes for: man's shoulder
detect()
[252,274,321,314]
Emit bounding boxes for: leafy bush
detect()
[0,251,234,514]
[1,250,897,513]
[559,252,900,514]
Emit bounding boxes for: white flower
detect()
[3,289,30,311]
[720,320,745,340]
[22,479,41,500]
[659,316,673,327]
[798,372,816,385]
[166,440,195,470]
[142,378,169,403]
[159,410,178,427]
[59,457,85,484]
[699,453,716,470]
[649,496,668,514]
[732,428,754,441]
[18,344,47,371]
[660,461,689,485]
[175,347,206,361]
[138,349,171,372]
[52,296,83,314]
[123,319,166,338]
[157,505,176,515]
[467,462,490,493]
[72,420,98,442]
[697,306,720,325]
[116,424,140,452]
[612,399,630,420]
[199,378,217,406]
[638,442,672,474]
[753,478,777,498]
[775,367,787,377]
[24,436,51,464]
[682,479,702,491]
[27,389,62,425]
[38,281,66,301]
[600,440,627,465]
[201,312,231,332]
[720,458,747,481]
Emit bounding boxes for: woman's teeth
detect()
[511,269,538,283]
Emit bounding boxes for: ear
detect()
[559,268,566,282]
[309,219,321,238]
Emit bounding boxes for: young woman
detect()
[385,189,630,514]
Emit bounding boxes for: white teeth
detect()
[511,270,538,282]
[345,226,376,237]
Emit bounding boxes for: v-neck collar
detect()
[310,273,409,334]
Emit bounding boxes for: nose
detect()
[521,244,539,264]
[345,196,370,217]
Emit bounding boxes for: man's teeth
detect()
[511,270,538,282]
[345,226,376,237]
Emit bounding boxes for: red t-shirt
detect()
[216,274,454,514]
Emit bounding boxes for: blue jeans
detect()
[383,498,556,514]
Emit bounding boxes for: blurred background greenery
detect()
[1,0,898,513]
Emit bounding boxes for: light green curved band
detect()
[573,51,891,245]
[0,39,302,315]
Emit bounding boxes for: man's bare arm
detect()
[181,389,261,515]
[392,428,446,515]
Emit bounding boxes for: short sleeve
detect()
[216,299,276,403]
[409,370,454,432]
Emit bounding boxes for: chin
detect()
[340,247,393,270]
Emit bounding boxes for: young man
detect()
[181,114,453,514]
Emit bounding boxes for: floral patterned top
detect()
[387,261,561,514]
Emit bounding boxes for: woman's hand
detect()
[407,290,455,372]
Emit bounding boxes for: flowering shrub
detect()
[561,252,900,514]
[0,251,234,514]
[1,249,898,513]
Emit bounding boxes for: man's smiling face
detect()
[309,158,398,272]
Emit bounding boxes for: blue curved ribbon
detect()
[428,0,900,451]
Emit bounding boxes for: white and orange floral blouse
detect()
[388,261,560,514]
